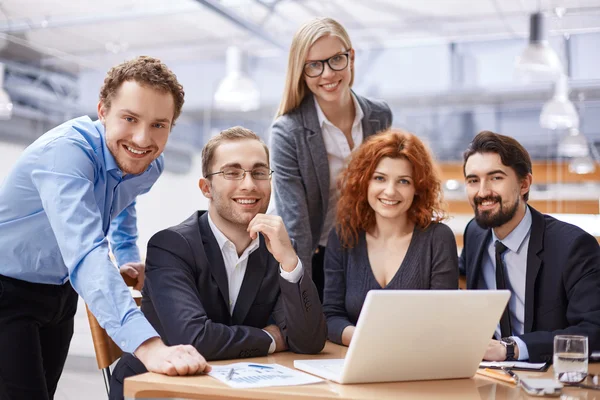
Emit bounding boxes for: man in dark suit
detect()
[110,127,327,399]
[460,131,600,364]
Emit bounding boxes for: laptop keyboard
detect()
[320,361,344,374]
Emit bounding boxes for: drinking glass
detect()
[553,335,588,382]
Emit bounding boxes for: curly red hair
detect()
[336,129,447,248]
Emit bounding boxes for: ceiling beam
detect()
[192,0,285,49]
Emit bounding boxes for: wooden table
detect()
[124,342,600,399]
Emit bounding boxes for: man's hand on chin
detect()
[247,214,298,272]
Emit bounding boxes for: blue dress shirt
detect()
[480,206,532,360]
[0,116,161,353]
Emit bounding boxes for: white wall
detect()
[135,153,209,258]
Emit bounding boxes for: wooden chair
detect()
[85,272,141,397]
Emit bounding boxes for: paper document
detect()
[208,362,323,389]
[479,361,548,371]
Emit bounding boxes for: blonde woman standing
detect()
[270,17,392,300]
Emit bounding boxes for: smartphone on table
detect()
[519,377,563,397]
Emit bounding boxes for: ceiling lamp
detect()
[540,74,579,129]
[213,46,260,112]
[557,128,589,158]
[0,63,13,120]
[515,12,563,82]
[569,155,596,175]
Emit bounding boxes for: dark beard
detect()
[473,195,520,229]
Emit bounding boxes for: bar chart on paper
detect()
[208,363,322,388]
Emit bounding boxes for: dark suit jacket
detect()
[142,210,327,358]
[270,92,393,274]
[459,205,600,362]
[109,211,326,400]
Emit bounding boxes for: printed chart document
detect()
[479,361,549,371]
[208,362,323,389]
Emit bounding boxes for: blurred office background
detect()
[0,1,599,398]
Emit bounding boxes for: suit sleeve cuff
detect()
[512,336,529,361]
[262,330,276,354]
[279,258,303,284]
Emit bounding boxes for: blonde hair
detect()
[276,17,353,117]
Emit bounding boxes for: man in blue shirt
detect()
[459,131,600,363]
[0,56,209,400]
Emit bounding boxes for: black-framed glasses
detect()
[303,51,350,78]
[205,166,273,181]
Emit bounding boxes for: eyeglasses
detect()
[303,51,350,78]
[205,166,273,181]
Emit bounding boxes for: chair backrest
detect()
[86,272,142,370]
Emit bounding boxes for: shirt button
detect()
[120,341,126,347]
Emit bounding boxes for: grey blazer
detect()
[270,92,392,275]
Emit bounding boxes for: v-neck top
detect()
[323,222,459,345]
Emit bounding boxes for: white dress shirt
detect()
[314,94,364,246]
[207,214,303,353]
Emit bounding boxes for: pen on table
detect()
[226,368,235,381]
[501,367,520,384]
[475,368,518,384]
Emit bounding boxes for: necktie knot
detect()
[495,240,508,255]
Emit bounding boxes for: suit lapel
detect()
[524,206,544,333]
[355,92,381,138]
[198,212,230,310]
[468,228,492,289]
[231,241,268,325]
[301,94,330,215]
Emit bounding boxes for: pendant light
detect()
[515,12,563,82]
[540,74,579,129]
[557,128,589,158]
[214,46,260,112]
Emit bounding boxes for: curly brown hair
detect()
[99,56,185,123]
[336,129,447,248]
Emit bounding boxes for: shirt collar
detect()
[207,213,260,254]
[95,119,120,173]
[491,206,532,253]
[313,92,364,129]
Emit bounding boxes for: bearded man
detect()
[459,130,600,363]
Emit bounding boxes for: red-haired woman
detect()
[323,129,459,346]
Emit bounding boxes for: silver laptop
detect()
[294,290,510,384]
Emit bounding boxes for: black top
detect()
[323,222,459,344]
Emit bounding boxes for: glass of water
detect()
[553,335,588,382]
